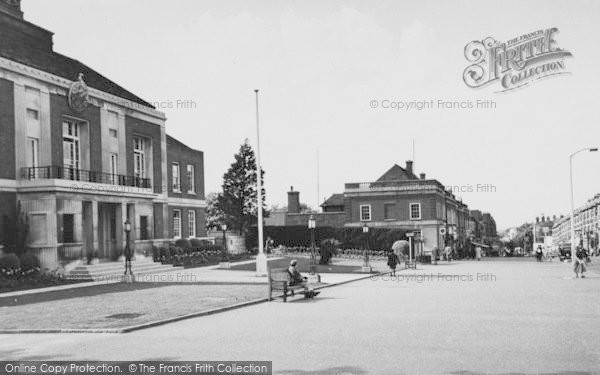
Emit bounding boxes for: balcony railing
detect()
[21,166,152,189]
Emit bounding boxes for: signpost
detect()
[406,232,415,269]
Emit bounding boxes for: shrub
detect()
[174,238,192,249]
[0,253,21,274]
[19,252,40,273]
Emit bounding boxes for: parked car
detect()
[559,245,572,261]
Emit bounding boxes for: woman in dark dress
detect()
[387,251,400,276]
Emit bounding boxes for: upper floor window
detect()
[26,137,39,169]
[360,205,371,221]
[384,203,395,220]
[133,137,145,179]
[63,120,80,178]
[410,203,422,220]
[172,162,180,192]
[109,153,118,184]
[187,165,195,193]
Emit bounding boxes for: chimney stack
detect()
[406,160,413,175]
[0,0,23,19]
[287,186,300,214]
[419,173,426,180]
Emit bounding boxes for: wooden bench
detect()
[268,268,306,302]
[405,260,417,270]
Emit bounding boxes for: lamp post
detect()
[308,215,316,275]
[219,223,229,268]
[569,147,598,262]
[406,232,415,269]
[221,224,228,252]
[123,219,134,283]
[362,222,372,272]
[254,89,267,276]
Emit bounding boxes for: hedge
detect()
[246,226,408,250]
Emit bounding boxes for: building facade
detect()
[0,1,206,270]
[341,161,471,255]
[276,161,496,256]
[553,194,600,251]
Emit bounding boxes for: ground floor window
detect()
[188,210,196,238]
[30,213,48,245]
[63,214,75,243]
[173,210,181,239]
[140,215,149,240]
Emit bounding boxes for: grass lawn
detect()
[0,282,267,331]
[229,256,370,274]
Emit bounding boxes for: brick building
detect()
[0,1,206,270]
[276,161,496,256]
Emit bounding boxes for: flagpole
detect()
[254,89,267,276]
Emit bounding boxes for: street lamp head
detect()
[124,219,131,233]
[308,215,316,229]
[221,223,227,231]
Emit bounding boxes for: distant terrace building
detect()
[0,0,206,270]
[553,194,600,251]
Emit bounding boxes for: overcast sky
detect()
[23,0,600,230]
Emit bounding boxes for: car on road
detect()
[559,245,572,261]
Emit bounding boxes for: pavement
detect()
[1,259,599,374]
[0,256,386,333]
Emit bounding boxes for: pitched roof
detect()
[321,194,344,208]
[0,12,154,108]
[376,164,418,181]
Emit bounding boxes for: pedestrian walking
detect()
[573,246,588,278]
[387,251,400,276]
[536,245,543,262]
[445,245,452,262]
[475,246,482,261]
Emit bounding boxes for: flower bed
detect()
[152,245,250,268]
[274,246,390,260]
[0,252,79,293]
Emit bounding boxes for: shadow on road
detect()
[277,365,367,374]
[450,371,594,375]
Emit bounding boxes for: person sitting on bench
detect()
[288,259,320,299]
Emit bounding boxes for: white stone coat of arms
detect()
[68,73,90,112]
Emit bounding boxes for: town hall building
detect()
[0,0,206,270]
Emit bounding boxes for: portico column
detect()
[91,200,99,256]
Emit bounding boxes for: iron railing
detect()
[21,166,151,189]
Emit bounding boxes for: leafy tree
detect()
[213,140,266,235]
[205,192,224,230]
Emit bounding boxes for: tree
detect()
[214,140,266,235]
[205,192,224,230]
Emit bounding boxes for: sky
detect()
[22,0,600,230]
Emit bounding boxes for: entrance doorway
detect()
[98,203,118,259]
